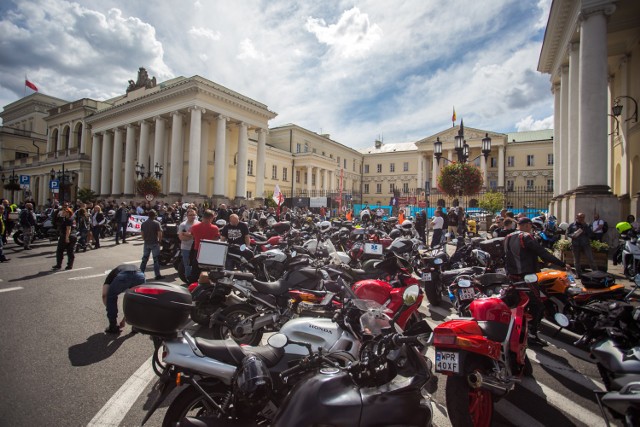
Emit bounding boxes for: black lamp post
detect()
[50,163,75,202]
[434,119,492,165]
[612,95,638,124]
[136,155,164,179]
[1,169,19,201]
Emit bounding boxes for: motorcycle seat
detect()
[441,266,485,285]
[194,338,284,368]
[252,278,290,296]
[253,240,271,246]
[477,321,510,343]
[477,273,510,288]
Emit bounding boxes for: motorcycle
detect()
[159,223,180,266]
[614,231,640,280]
[433,276,536,427]
[129,283,422,426]
[417,244,450,306]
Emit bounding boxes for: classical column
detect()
[138,120,151,166]
[417,153,423,190]
[79,121,87,154]
[100,131,113,196]
[153,116,166,193]
[235,122,248,199]
[187,106,205,195]
[315,168,321,195]
[577,6,612,191]
[199,117,210,196]
[307,165,312,193]
[327,170,333,192]
[56,125,62,154]
[39,175,47,206]
[432,156,440,189]
[618,55,630,195]
[255,129,267,199]
[124,124,136,196]
[213,115,227,197]
[90,133,101,193]
[112,127,124,195]
[567,45,579,192]
[169,111,184,195]
[552,83,561,196]
[498,146,505,187]
[424,157,431,189]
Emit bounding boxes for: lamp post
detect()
[50,163,75,202]
[612,95,638,124]
[1,169,19,201]
[136,155,164,180]
[433,120,492,165]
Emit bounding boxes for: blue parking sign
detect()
[50,180,59,189]
[20,175,30,185]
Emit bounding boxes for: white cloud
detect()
[305,7,383,58]
[188,26,221,41]
[516,114,554,131]
[237,38,266,61]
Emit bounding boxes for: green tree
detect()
[478,191,505,215]
[437,163,483,197]
[76,187,98,203]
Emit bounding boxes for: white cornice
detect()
[538,0,580,77]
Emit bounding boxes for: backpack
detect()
[602,221,609,234]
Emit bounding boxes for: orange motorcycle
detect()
[532,269,629,333]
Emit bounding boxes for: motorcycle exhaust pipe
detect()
[467,371,510,397]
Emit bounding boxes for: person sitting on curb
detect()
[102,264,146,334]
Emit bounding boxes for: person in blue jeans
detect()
[177,208,199,282]
[102,264,146,334]
[140,209,163,280]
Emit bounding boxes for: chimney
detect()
[374,139,382,149]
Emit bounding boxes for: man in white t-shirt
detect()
[591,213,605,242]
[430,210,444,248]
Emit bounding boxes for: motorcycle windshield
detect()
[356,300,391,336]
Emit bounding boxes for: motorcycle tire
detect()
[190,300,219,326]
[162,382,232,427]
[445,362,494,427]
[13,231,24,246]
[175,259,187,284]
[424,282,443,306]
[158,251,172,266]
[212,304,263,346]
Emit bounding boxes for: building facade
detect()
[2,70,554,211]
[538,0,640,223]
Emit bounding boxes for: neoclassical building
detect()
[1,69,553,211]
[538,0,640,222]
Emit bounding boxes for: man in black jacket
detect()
[114,202,130,244]
[504,217,569,346]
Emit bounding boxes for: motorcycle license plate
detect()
[458,287,475,300]
[435,351,459,373]
[364,243,383,255]
[422,272,432,282]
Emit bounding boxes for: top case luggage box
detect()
[580,271,615,289]
[479,237,506,261]
[123,283,192,337]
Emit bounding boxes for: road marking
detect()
[0,287,23,293]
[53,266,93,275]
[123,260,141,264]
[88,356,155,427]
[69,273,108,281]
[519,377,603,425]
[526,349,605,391]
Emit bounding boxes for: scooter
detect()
[433,276,535,427]
[614,232,640,280]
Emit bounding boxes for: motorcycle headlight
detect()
[434,258,443,265]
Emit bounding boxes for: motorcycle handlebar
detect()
[223,270,255,281]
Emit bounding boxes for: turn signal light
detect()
[176,373,182,386]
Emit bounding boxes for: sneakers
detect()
[65,265,73,270]
[52,265,61,270]
[528,333,548,347]
[104,325,121,334]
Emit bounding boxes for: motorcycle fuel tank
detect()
[470,297,511,324]
[278,317,359,358]
[352,279,392,305]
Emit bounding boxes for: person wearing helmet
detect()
[401,219,414,237]
[531,217,545,231]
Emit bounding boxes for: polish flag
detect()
[25,79,38,91]
[272,184,284,206]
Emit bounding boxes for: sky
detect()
[0,0,554,149]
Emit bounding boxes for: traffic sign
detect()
[50,180,59,189]
[19,175,30,190]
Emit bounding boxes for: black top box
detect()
[123,283,192,337]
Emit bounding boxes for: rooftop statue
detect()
[126,67,157,93]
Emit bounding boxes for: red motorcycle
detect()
[433,275,535,427]
[351,253,424,329]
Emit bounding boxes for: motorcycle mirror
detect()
[240,244,247,251]
[458,279,472,288]
[402,285,420,306]
[524,274,538,284]
[267,333,288,349]
[291,250,297,257]
[554,313,570,328]
[434,258,443,265]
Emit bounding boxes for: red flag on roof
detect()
[25,79,38,91]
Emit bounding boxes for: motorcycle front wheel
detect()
[13,231,24,246]
[445,366,493,427]
[212,304,263,346]
[162,382,233,427]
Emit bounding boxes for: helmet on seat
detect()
[401,220,413,230]
[318,221,332,233]
[389,228,402,239]
[531,217,544,229]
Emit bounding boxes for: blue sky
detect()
[0,0,554,149]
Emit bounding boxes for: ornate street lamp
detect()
[433,137,443,164]
[612,95,638,123]
[1,169,20,201]
[136,155,163,179]
[433,121,492,165]
[50,163,75,201]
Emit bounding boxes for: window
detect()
[364,184,370,194]
[507,156,514,167]
[403,162,409,172]
[272,165,278,179]
[295,170,300,183]
[377,164,382,173]
[389,183,395,193]
[247,160,254,176]
[506,180,514,191]
[490,157,496,168]
[526,179,534,190]
[296,143,301,153]
[547,179,554,191]
[16,152,29,159]
[364,164,370,174]
[304,172,308,184]
[304,143,309,153]
[344,159,347,168]
[246,191,252,199]
[337,156,340,165]
[526,155,535,167]
[489,180,497,189]
[390,163,395,173]
[547,154,554,166]
[312,174,316,186]
[283,167,288,181]
[403,183,409,193]
[376,183,382,193]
